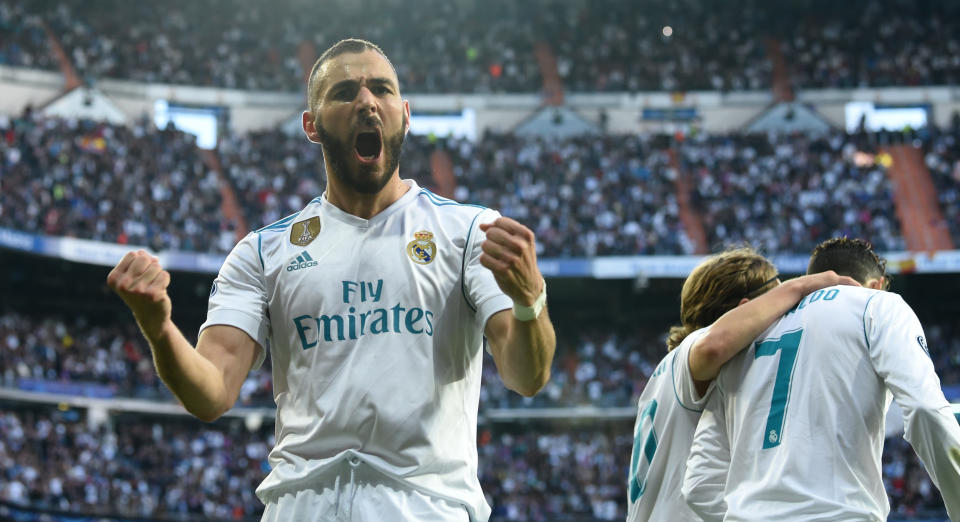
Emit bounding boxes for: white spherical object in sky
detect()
[662,26,673,37]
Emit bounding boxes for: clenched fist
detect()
[479,217,544,306]
[107,250,172,340]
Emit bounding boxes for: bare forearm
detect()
[691,276,824,381]
[143,320,230,421]
[496,311,556,397]
[109,251,236,421]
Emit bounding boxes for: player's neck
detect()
[325,173,408,220]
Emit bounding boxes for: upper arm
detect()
[196,324,261,409]
[688,333,720,394]
[673,328,716,409]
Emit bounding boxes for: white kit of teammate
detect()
[627,326,714,522]
[202,179,511,521]
[684,285,960,521]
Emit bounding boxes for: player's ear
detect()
[737,297,750,307]
[303,111,323,144]
[402,100,411,135]
[865,278,883,290]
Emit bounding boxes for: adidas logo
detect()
[287,251,318,272]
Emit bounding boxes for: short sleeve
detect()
[199,232,270,370]
[461,208,513,333]
[672,326,715,411]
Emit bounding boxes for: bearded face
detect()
[306,49,410,196]
[315,111,407,194]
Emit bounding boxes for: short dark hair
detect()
[306,38,396,114]
[807,237,890,289]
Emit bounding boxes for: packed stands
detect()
[4,306,958,413]
[683,131,904,254]
[6,0,960,94]
[0,402,951,521]
[0,312,275,406]
[0,0,54,70]
[3,111,917,257]
[925,124,960,247]
[0,405,271,519]
[782,0,960,89]
[541,0,770,92]
[0,111,233,253]
[27,0,541,93]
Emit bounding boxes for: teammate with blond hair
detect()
[627,246,857,521]
[684,238,960,521]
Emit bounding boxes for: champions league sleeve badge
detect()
[406,230,437,265]
[290,216,321,246]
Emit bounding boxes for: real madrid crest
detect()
[406,230,437,265]
[290,216,321,246]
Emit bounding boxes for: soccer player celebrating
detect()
[627,247,858,521]
[683,238,960,521]
[107,39,556,521]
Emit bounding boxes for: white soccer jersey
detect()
[200,180,512,521]
[627,327,713,522]
[684,286,960,521]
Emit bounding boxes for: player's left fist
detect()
[479,217,543,306]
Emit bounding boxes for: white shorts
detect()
[261,456,471,522]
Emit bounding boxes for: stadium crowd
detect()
[0,0,54,70]
[542,0,770,93]
[781,0,960,89]
[925,121,960,247]
[5,112,926,258]
[3,308,958,413]
[7,0,540,94]
[0,312,275,407]
[0,406,271,520]
[683,131,905,254]
[0,404,950,521]
[3,0,960,93]
[0,111,235,253]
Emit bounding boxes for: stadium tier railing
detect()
[3,227,960,278]
[3,386,959,427]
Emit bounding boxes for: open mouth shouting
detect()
[354,129,383,164]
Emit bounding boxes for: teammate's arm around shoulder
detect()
[866,292,960,519]
[689,271,859,382]
[107,250,257,422]
[479,217,557,397]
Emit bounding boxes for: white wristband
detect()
[512,279,547,321]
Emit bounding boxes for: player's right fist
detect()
[107,250,172,339]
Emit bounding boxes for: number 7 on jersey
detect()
[754,329,803,449]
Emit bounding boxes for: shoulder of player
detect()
[862,288,911,316]
[252,198,321,235]
[240,203,322,266]
[411,188,498,245]
[413,187,490,219]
